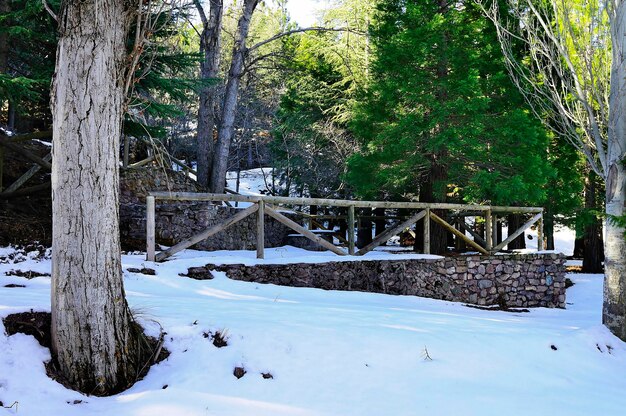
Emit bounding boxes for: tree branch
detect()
[42,0,57,21]
[248,27,365,53]
[193,0,208,27]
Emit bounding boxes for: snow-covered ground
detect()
[1,245,625,416]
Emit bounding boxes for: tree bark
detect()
[373,207,386,242]
[582,172,604,273]
[0,0,9,126]
[415,155,448,255]
[506,214,526,250]
[603,0,626,340]
[195,0,223,188]
[356,208,373,249]
[544,211,555,251]
[51,0,150,395]
[209,0,259,193]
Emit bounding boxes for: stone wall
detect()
[119,167,295,251]
[121,202,295,251]
[192,253,567,308]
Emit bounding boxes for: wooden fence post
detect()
[146,196,156,261]
[257,201,265,259]
[538,211,544,251]
[424,208,431,254]
[485,209,493,251]
[492,214,498,248]
[348,204,355,255]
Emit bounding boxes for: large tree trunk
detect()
[414,154,448,255]
[0,0,9,126]
[209,0,258,193]
[195,0,223,188]
[51,0,150,395]
[604,0,626,340]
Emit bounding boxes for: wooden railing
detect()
[145,192,544,262]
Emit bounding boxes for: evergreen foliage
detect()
[346,0,555,207]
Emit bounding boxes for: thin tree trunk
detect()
[603,0,626,340]
[0,0,9,127]
[357,208,373,249]
[582,172,604,273]
[373,207,386,241]
[544,211,555,251]
[506,214,526,250]
[209,0,259,193]
[51,0,149,395]
[195,0,223,188]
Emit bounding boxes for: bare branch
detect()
[248,27,365,53]
[42,0,57,21]
[193,0,208,27]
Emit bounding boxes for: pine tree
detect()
[347,0,555,252]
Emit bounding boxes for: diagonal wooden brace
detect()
[493,212,543,252]
[356,210,427,256]
[429,211,489,255]
[155,203,259,261]
[265,206,347,256]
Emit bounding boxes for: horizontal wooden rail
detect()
[145,192,544,261]
[154,204,259,261]
[149,191,543,213]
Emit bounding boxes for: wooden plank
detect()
[170,155,198,176]
[0,182,50,199]
[429,211,489,255]
[348,205,355,255]
[265,206,347,256]
[0,139,52,170]
[537,213,544,251]
[458,220,486,247]
[148,191,542,213]
[485,210,493,250]
[492,214,498,247]
[156,204,259,262]
[146,196,156,261]
[490,206,543,214]
[310,218,349,245]
[493,212,543,252]
[424,208,431,255]
[128,155,155,169]
[4,153,52,194]
[0,130,52,144]
[357,210,427,256]
[257,200,265,259]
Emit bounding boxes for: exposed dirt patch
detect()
[127,267,156,276]
[464,304,530,313]
[3,311,52,348]
[202,330,229,348]
[233,366,246,379]
[212,330,228,348]
[5,269,50,279]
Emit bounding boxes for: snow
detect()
[1,244,625,416]
[226,168,275,197]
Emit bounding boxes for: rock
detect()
[478,279,493,289]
